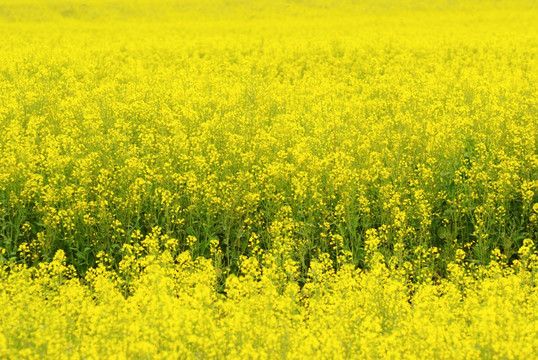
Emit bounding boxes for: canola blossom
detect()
[2,241,538,359]
[0,0,537,358]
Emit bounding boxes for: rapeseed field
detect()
[0,0,537,358]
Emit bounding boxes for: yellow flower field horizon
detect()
[0,0,537,358]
